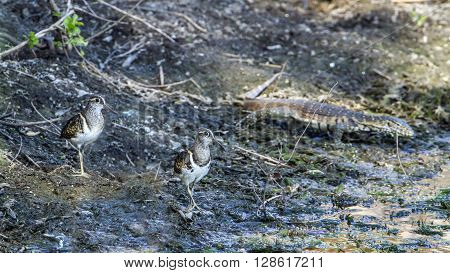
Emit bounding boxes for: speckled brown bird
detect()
[60,96,111,177]
[174,128,224,211]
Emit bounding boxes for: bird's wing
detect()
[60,113,84,139]
[174,150,192,174]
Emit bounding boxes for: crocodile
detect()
[243,98,414,142]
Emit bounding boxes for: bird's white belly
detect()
[71,126,102,147]
[181,162,210,185]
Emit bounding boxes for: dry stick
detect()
[113,38,147,59]
[396,132,409,177]
[74,6,124,23]
[97,0,176,43]
[8,68,38,80]
[87,0,145,41]
[23,153,41,168]
[0,118,61,127]
[234,145,286,166]
[82,0,98,15]
[125,152,136,167]
[138,7,207,33]
[12,136,23,162]
[66,0,73,14]
[154,162,161,180]
[125,76,196,89]
[0,10,74,59]
[30,101,61,134]
[170,11,207,33]
[159,65,164,85]
[0,113,12,120]
[284,81,339,163]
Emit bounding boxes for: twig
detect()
[0,113,12,120]
[82,0,98,15]
[7,68,39,80]
[97,0,176,43]
[30,101,61,134]
[87,0,145,41]
[0,10,74,59]
[113,38,146,59]
[234,145,286,166]
[125,152,136,167]
[0,117,61,127]
[170,11,207,33]
[159,65,164,85]
[372,68,392,81]
[138,7,207,33]
[12,136,23,161]
[23,153,41,168]
[74,6,124,23]
[154,162,161,180]
[396,132,409,177]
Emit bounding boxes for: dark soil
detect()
[0,0,449,252]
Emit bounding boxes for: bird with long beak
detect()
[174,128,225,211]
[60,96,112,177]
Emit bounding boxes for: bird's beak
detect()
[105,103,117,114]
[214,137,226,150]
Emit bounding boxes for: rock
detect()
[126,223,146,237]
[333,180,373,208]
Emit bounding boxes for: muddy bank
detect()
[0,0,449,252]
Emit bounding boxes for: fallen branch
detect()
[12,136,23,162]
[138,7,207,33]
[87,0,145,41]
[234,145,287,166]
[31,101,61,134]
[74,6,124,23]
[0,10,74,59]
[97,0,176,43]
[0,113,12,120]
[0,117,61,127]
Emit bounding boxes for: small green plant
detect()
[27,31,39,49]
[63,14,88,48]
[410,10,427,27]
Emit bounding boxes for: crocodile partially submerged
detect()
[243,98,414,142]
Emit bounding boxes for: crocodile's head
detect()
[356,116,415,138]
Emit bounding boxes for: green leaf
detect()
[54,40,63,49]
[410,10,427,27]
[63,13,88,50]
[416,15,427,27]
[52,11,62,18]
[27,31,39,49]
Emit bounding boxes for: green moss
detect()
[414,224,444,237]
[432,188,450,211]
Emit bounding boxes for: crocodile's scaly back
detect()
[243,98,414,138]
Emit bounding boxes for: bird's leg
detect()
[189,181,203,211]
[186,183,195,211]
[72,147,90,178]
